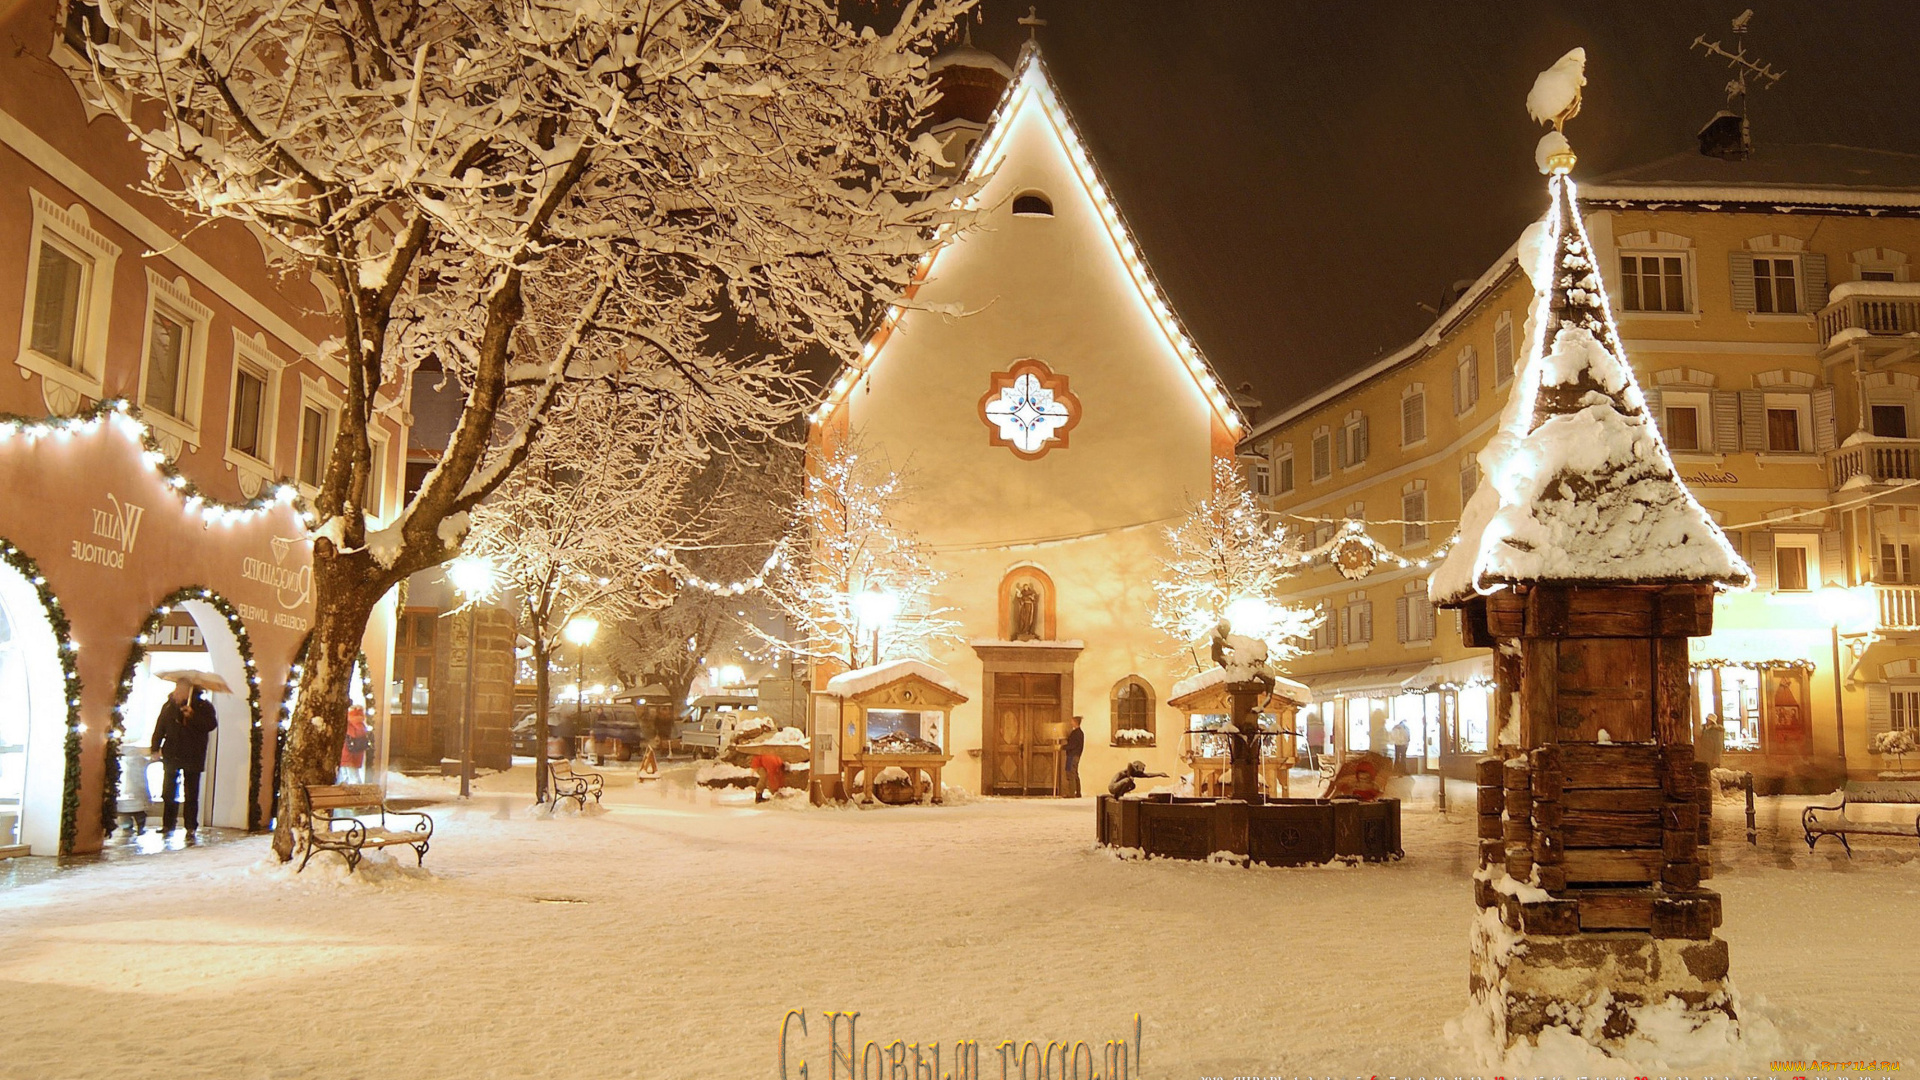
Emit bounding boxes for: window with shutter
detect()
[1803,252,1829,311]
[1749,532,1776,590]
[1459,457,1479,506]
[1711,390,1741,452]
[1276,453,1295,494]
[1395,595,1410,643]
[1252,461,1271,496]
[1401,390,1426,446]
[1493,313,1514,386]
[1402,487,1427,546]
[1775,545,1809,591]
[1665,405,1701,451]
[1812,386,1836,453]
[1821,531,1844,586]
[1729,251,1757,312]
[1753,257,1799,313]
[1356,415,1369,463]
[1739,390,1766,451]
[1620,253,1689,312]
[1867,683,1892,737]
[1312,432,1331,481]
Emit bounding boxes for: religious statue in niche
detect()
[1011,582,1041,641]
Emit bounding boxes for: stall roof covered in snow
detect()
[825,659,968,701]
[1168,665,1309,708]
[1430,173,1751,606]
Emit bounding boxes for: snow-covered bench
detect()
[1802,781,1920,856]
[549,759,603,810]
[296,783,433,873]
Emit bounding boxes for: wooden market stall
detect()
[821,660,967,804]
[1167,668,1310,797]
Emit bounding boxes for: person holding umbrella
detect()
[150,674,220,834]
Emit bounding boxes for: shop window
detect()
[1872,403,1909,439]
[1620,252,1689,312]
[1110,677,1155,746]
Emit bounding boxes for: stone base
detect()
[1469,908,1734,1048]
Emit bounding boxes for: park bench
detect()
[1802,780,1920,856]
[297,783,433,873]
[549,759,604,810]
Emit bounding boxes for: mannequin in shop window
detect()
[150,679,218,834]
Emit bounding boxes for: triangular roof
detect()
[810,47,1244,436]
[1430,172,1751,605]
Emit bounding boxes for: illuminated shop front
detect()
[1294,659,1495,776]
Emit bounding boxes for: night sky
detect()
[956,1,1920,414]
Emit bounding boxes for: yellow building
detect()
[1244,143,1920,790]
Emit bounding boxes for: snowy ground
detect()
[0,768,1915,1079]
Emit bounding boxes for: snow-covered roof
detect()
[1430,174,1752,605]
[1584,143,1920,208]
[825,659,968,701]
[1167,666,1309,708]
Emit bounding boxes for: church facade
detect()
[808,48,1246,795]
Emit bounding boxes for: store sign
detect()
[148,612,204,652]
[1681,470,1740,486]
[71,493,144,570]
[240,534,313,610]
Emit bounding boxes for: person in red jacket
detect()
[150,680,218,834]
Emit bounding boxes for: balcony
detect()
[1876,585,1920,631]
[1829,437,1920,489]
[1817,282,1920,345]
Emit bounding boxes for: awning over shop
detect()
[1291,661,1437,698]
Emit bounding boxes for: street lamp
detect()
[852,589,899,668]
[563,614,600,764]
[447,555,497,800]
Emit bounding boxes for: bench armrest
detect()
[381,806,434,837]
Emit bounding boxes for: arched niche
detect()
[997,564,1058,642]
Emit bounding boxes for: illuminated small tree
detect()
[760,440,958,671]
[1153,458,1319,667]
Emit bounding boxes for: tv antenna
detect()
[1691,9,1785,114]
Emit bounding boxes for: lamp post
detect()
[446,556,498,800]
[563,615,600,765]
[852,589,899,668]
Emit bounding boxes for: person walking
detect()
[340,705,369,783]
[150,679,217,834]
[1387,719,1411,773]
[1062,715,1085,798]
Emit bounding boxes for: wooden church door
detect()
[990,673,1061,796]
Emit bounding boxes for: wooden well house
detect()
[1430,153,1752,1049]
[1166,671,1308,797]
[822,661,967,804]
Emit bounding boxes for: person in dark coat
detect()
[150,680,217,834]
[1061,716,1085,798]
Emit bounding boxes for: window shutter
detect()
[1336,427,1349,469]
[1711,390,1741,452]
[1493,320,1514,386]
[1803,252,1830,311]
[1729,251,1757,312]
[1423,597,1438,642]
[1452,362,1464,414]
[1867,683,1892,737]
[1356,415,1369,462]
[1749,531,1776,590]
[1812,385,1837,453]
[1821,530,1845,586]
[1359,603,1373,643]
[1466,349,1480,406]
[1643,387,1664,428]
[1340,606,1352,645]
[1740,390,1766,451]
[1396,595,1410,643]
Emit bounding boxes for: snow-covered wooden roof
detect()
[824,659,968,704]
[810,46,1244,436]
[1430,174,1752,606]
[1167,665,1309,710]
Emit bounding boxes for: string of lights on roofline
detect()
[810,52,1246,435]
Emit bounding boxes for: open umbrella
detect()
[152,669,233,694]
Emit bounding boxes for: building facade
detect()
[1244,142,1920,789]
[0,0,404,855]
[808,47,1244,796]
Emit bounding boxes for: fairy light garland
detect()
[811,52,1244,435]
[109,587,265,836]
[1688,657,1817,674]
[0,539,86,854]
[650,541,787,597]
[1290,516,1463,575]
[0,398,306,524]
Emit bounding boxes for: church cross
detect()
[1017,5,1046,41]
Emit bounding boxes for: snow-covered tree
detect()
[601,442,800,719]
[1153,458,1320,668]
[1873,728,1916,772]
[80,0,977,856]
[760,440,957,670]
[463,389,701,802]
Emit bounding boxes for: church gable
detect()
[817,50,1240,541]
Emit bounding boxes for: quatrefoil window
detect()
[978,359,1081,459]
